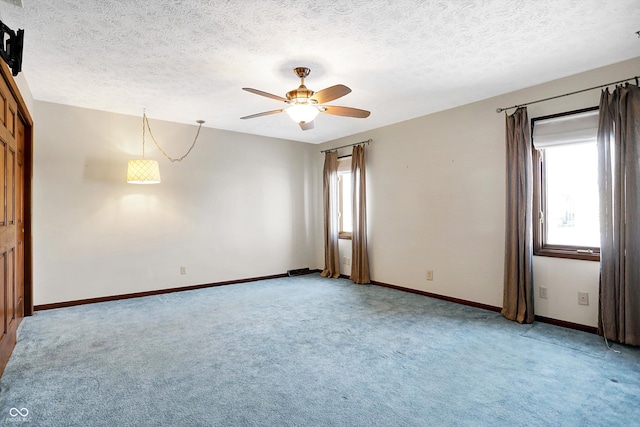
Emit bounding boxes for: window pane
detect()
[544,142,599,247]
[341,173,352,233]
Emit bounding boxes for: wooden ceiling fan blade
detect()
[242,88,287,102]
[299,121,314,131]
[240,109,284,120]
[322,106,370,118]
[311,84,351,104]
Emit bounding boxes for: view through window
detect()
[337,157,352,238]
[543,142,599,247]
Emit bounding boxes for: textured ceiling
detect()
[1,0,640,144]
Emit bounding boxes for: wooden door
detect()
[0,73,22,375]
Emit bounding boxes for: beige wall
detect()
[29,57,639,325]
[319,57,640,327]
[32,102,319,305]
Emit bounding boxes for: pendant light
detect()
[127,111,204,184]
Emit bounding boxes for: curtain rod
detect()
[320,139,372,153]
[495,75,639,113]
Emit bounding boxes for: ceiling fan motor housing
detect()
[286,67,316,104]
[286,85,315,104]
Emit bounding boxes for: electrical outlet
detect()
[578,292,589,306]
[180,266,186,275]
[539,286,548,299]
[426,270,434,281]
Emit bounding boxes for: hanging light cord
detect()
[141,112,148,159]
[143,112,205,163]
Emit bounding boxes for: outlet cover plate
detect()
[540,286,548,299]
[578,292,589,306]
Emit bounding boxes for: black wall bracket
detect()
[0,21,23,76]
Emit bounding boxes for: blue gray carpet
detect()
[1,274,638,426]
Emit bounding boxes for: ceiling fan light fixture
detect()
[286,103,319,123]
[241,67,370,129]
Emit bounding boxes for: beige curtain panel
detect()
[597,84,640,346]
[350,145,370,284]
[502,107,535,324]
[321,151,340,278]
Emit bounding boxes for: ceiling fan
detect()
[240,67,370,130]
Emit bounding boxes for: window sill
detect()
[534,247,600,262]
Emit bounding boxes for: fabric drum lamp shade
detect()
[127,159,161,184]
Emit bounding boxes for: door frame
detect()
[1,60,33,316]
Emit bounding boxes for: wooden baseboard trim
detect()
[370,280,502,313]
[34,273,289,311]
[533,315,598,334]
[34,271,600,335]
[370,280,597,334]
